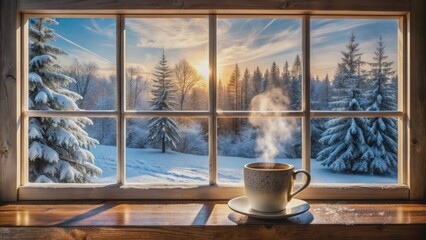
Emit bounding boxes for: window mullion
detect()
[209,14,218,185]
[117,15,126,185]
[21,15,29,186]
[302,15,311,176]
[398,15,408,185]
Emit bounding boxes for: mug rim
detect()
[244,162,294,171]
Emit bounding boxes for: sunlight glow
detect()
[195,61,210,81]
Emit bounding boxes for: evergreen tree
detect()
[241,68,251,109]
[321,74,331,109]
[262,69,270,93]
[28,18,101,183]
[146,50,181,153]
[281,61,291,96]
[290,55,302,110]
[226,64,242,133]
[364,37,398,174]
[316,34,373,173]
[311,118,326,157]
[227,63,241,110]
[332,34,365,96]
[218,79,226,110]
[268,62,281,90]
[390,75,398,103]
[310,75,321,109]
[311,76,328,155]
[252,67,263,96]
[283,56,303,156]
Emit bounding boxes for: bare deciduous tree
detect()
[65,59,99,109]
[173,59,202,110]
[126,66,148,110]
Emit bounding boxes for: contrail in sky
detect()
[56,33,113,64]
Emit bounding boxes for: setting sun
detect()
[195,61,210,80]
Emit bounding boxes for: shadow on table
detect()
[227,211,314,225]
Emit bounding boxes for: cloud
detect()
[126,18,208,49]
[84,19,115,38]
[217,19,302,67]
[311,19,372,42]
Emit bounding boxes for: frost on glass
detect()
[217,118,302,183]
[310,19,398,111]
[28,18,117,111]
[125,118,209,184]
[311,117,398,183]
[217,18,302,111]
[28,117,117,183]
[125,18,209,111]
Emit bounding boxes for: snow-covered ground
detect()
[91,144,397,184]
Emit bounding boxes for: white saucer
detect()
[228,196,310,220]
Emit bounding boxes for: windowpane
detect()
[218,117,302,183]
[125,17,209,111]
[28,117,117,183]
[310,19,398,111]
[311,117,398,183]
[217,17,303,111]
[28,18,117,111]
[126,118,209,184]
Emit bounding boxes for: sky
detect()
[41,17,398,82]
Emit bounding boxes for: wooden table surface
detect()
[0,200,425,239]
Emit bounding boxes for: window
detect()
[21,14,408,199]
[26,17,118,184]
[310,18,402,184]
[216,17,303,183]
[124,17,209,184]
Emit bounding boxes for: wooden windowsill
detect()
[0,200,425,239]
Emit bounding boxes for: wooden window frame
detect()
[1,0,425,201]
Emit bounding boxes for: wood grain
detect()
[1,225,425,240]
[409,0,426,200]
[17,0,409,13]
[0,201,425,239]
[17,184,409,200]
[0,0,19,201]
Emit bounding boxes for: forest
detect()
[28,18,398,183]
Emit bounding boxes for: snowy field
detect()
[92,144,397,184]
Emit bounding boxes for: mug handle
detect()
[289,169,311,200]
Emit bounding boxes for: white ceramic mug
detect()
[244,162,311,212]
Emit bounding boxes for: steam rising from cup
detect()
[249,88,296,162]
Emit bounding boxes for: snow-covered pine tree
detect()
[227,63,241,110]
[364,37,398,174]
[218,79,226,110]
[310,75,321,109]
[290,55,302,110]
[311,74,330,155]
[241,68,251,110]
[146,50,181,153]
[252,67,263,96]
[281,61,291,97]
[316,33,373,173]
[267,62,281,90]
[226,63,242,133]
[320,74,331,109]
[28,18,101,183]
[262,69,269,93]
